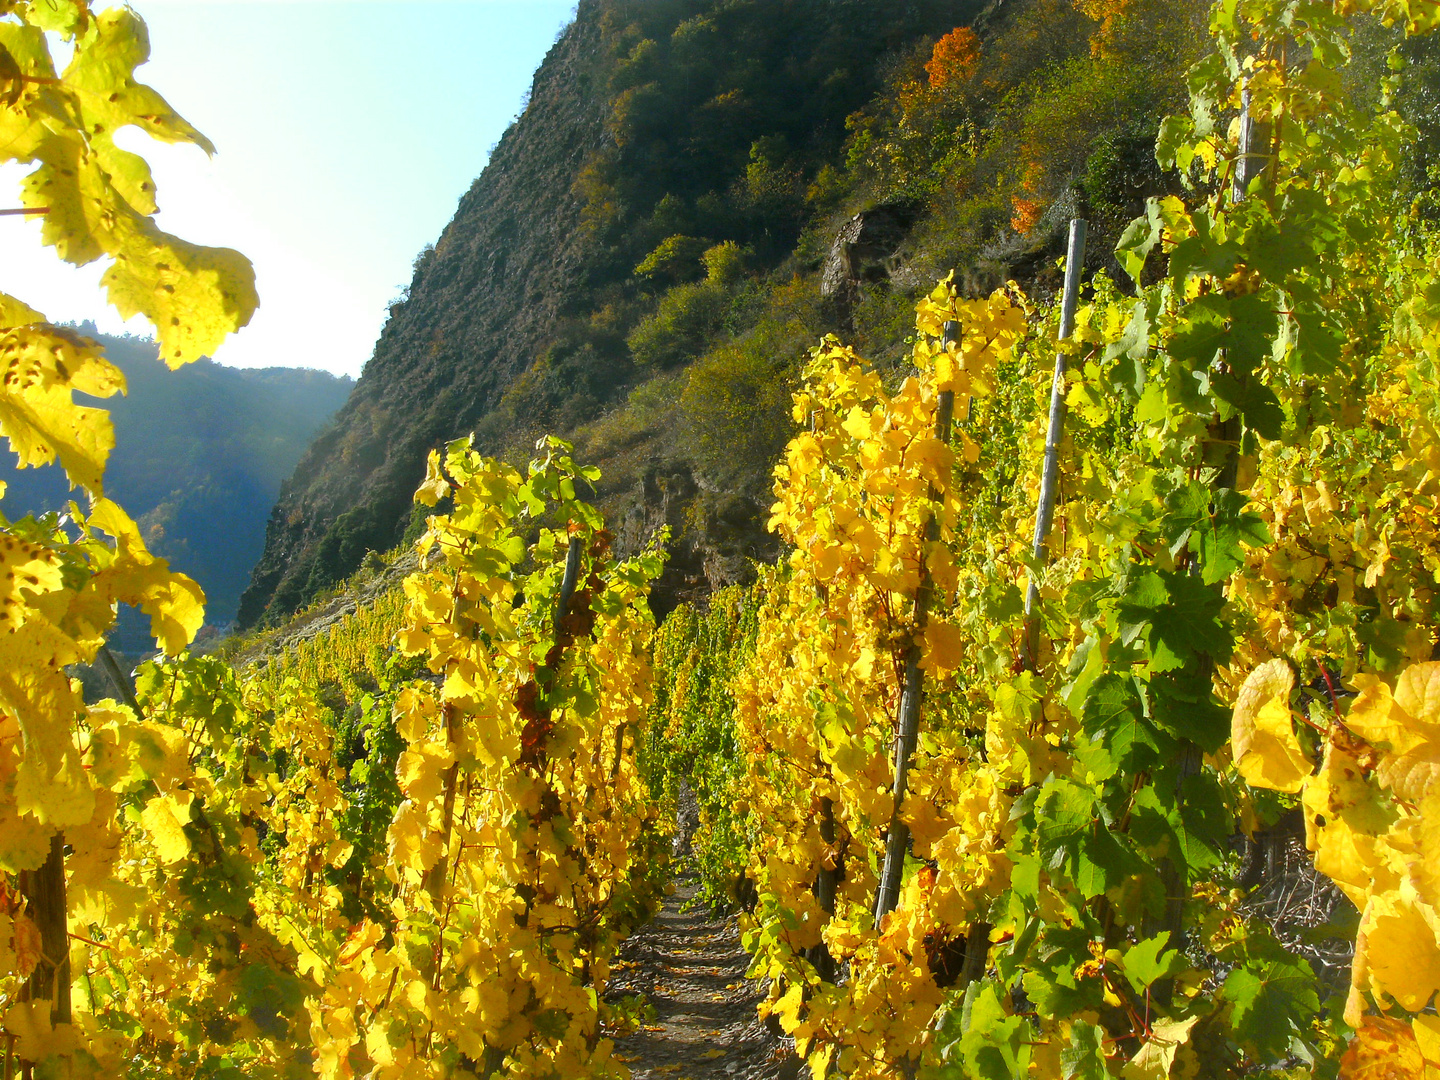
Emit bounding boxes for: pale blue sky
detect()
[0,1,577,377]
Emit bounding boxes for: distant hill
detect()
[0,328,353,649]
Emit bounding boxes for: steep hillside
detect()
[0,330,351,645]
[242,0,1433,627]
[238,0,985,626]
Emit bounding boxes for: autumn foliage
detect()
[925,27,980,89]
[10,0,1440,1078]
[651,0,1440,1075]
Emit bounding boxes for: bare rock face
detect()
[819,202,920,324]
[614,463,780,621]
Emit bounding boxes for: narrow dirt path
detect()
[609,875,798,1080]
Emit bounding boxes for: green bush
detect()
[627,242,746,367]
[634,234,711,281]
[678,275,820,481]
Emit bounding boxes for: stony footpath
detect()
[609,876,801,1080]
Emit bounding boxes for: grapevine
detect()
[690,3,1440,1077]
[645,585,761,909]
[6,1,1440,1077]
[304,436,670,1079]
[1,1,262,1072]
[2,6,675,1076]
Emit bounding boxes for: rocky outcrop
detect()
[820,202,921,329]
[820,203,920,297]
[613,462,781,620]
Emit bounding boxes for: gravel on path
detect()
[609,876,802,1080]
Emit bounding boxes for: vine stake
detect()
[873,320,958,923]
[1022,217,1087,671]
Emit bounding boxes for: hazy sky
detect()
[0,0,577,378]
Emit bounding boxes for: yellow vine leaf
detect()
[364,1022,395,1068]
[0,807,51,876]
[1418,787,1440,907]
[325,838,354,867]
[141,792,191,864]
[1376,663,1440,804]
[118,719,191,790]
[909,436,954,485]
[64,9,215,153]
[1358,886,1440,1012]
[0,324,124,492]
[15,6,199,235]
[416,448,449,505]
[22,134,112,266]
[1340,1014,1438,1080]
[0,709,53,873]
[933,349,970,396]
[0,23,57,160]
[336,919,385,967]
[0,622,92,828]
[1346,663,1440,753]
[63,790,126,912]
[1395,662,1440,725]
[1343,663,1440,806]
[771,982,805,1034]
[16,0,89,35]
[87,498,204,654]
[1302,749,1400,909]
[1415,1016,1440,1075]
[1232,659,1309,792]
[101,215,258,369]
[1121,1015,1199,1080]
[0,292,44,330]
[396,742,456,806]
[899,795,949,855]
[0,533,63,630]
[1,1001,80,1065]
[7,8,256,368]
[920,619,966,676]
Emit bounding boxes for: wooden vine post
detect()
[1228,80,1280,872]
[1209,84,1269,503]
[554,535,586,645]
[18,833,70,1032]
[807,413,841,983]
[807,796,839,982]
[1233,86,1271,208]
[423,535,585,904]
[872,321,959,924]
[1021,218,1088,671]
